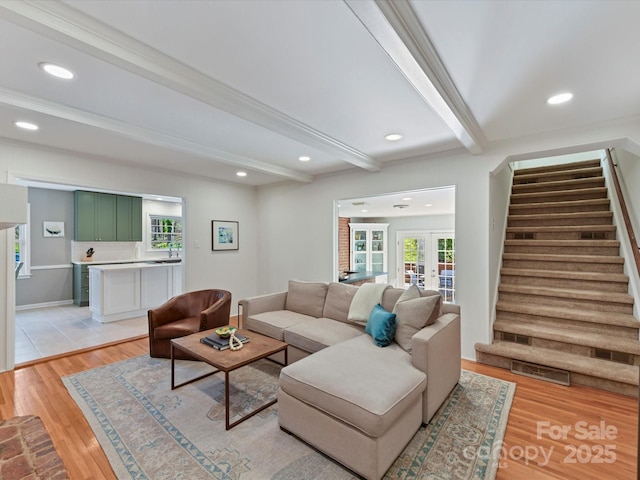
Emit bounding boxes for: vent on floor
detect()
[501,332,532,345]
[593,348,632,365]
[513,232,535,240]
[511,360,570,386]
[581,232,607,240]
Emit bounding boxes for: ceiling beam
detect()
[345,0,486,154]
[0,87,314,183]
[0,0,381,173]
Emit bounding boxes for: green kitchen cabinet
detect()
[75,191,141,242]
[75,191,117,241]
[116,195,142,241]
[73,264,89,306]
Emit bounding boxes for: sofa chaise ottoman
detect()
[239,280,461,479]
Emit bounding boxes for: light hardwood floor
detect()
[0,338,636,480]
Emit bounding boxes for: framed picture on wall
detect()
[43,221,65,238]
[212,220,239,251]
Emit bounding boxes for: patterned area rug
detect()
[62,356,515,479]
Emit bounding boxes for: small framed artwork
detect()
[212,220,239,251]
[43,221,65,238]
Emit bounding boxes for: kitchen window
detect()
[149,215,182,251]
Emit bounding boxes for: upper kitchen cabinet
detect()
[75,191,117,241]
[349,223,389,275]
[116,195,142,241]
[75,191,142,242]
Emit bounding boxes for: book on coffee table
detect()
[200,333,250,350]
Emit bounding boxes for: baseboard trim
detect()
[16,299,74,311]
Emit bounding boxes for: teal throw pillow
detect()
[365,304,397,347]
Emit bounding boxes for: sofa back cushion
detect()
[322,282,359,323]
[393,294,442,352]
[381,288,403,311]
[286,280,328,318]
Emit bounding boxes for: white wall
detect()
[616,148,640,243]
[488,161,513,332]
[0,140,258,372]
[256,150,501,360]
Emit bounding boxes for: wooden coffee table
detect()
[170,328,288,430]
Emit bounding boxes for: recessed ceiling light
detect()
[424,203,433,207]
[39,62,74,80]
[14,121,38,131]
[236,171,247,177]
[402,197,412,201]
[385,133,403,141]
[547,92,573,105]
[298,156,311,162]
[361,209,368,213]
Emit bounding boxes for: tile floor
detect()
[15,304,148,365]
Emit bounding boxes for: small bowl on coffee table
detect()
[215,326,236,339]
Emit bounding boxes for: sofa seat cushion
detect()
[245,310,314,340]
[284,317,364,354]
[279,335,426,438]
[153,316,200,339]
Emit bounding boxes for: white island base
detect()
[89,262,183,323]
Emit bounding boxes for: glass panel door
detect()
[371,229,385,273]
[399,235,426,288]
[398,231,455,303]
[434,234,456,303]
[353,229,367,272]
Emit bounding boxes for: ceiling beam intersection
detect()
[345,0,486,154]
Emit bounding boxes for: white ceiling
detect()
[0,1,638,187]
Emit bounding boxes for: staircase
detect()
[476,159,640,397]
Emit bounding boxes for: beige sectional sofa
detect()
[238,280,461,480]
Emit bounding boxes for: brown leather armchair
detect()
[148,289,232,359]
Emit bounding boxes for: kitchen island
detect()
[339,271,388,286]
[88,261,182,322]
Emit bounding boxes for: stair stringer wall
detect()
[602,151,640,321]
[489,161,514,338]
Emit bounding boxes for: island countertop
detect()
[73,258,180,265]
[339,271,387,284]
[87,261,182,271]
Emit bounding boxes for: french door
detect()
[397,231,456,303]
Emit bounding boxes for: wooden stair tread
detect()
[507,225,616,232]
[515,160,601,176]
[500,268,628,283]
[493,320,640,354]
[504,239,619,247]
[512,177,604,191]
[502,252,625,264]
[510,198,609,210]
[514,166,602,182]
[508,211,613,220]
[475,342,639,386]
[499,283,634,304]
[511,186,607,200]
[496,300,639,328]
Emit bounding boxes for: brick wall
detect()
[338,217,350,274]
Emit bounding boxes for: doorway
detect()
[397,231,456,302]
